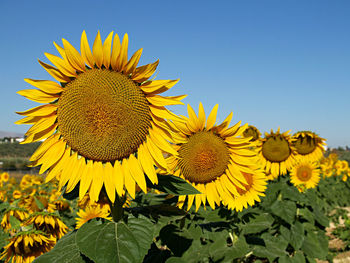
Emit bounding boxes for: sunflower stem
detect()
[109,195,125,222]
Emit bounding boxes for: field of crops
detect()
[0,151,350,263]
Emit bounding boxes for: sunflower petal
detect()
[110,33,121,71]
[24,79,64,94]
[62,39,86,72]
[102,31,113,68]
[38,60,70,83]
[81,30,95,68]
[17,89,59,103]
[140,79,179,94]
[118,34,128,72]
[206,104,218,130]
[124,48,143,75]
[16,104,58,117]
[92,31,103,68]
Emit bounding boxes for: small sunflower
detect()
[12,190,22,200]
[16,30,185,203]
[257,128,297,179]
[1,172,9,182]
[242,125,261,142]
[292,131,326,162]
[290,161,320,191]
[1,208,28,231]
[24,212,68,239]
[166,103,267,211]
[75,205,112,229]
[0,230,56,263]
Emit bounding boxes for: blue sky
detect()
[0,0,349,147]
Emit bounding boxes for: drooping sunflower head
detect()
[1,208,28,231]
[167,103,267,211]
[12,190,22,200]
[75,205,112,229]
[290,161,320,191]
[292,131,326,162]
[24,212,68,239]
[258,128,297,179]
[243,125,261,142]
[0,230,56,263]
[16,31,186,203]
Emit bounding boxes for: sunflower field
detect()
[1,30,350,263]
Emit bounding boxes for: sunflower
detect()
[1,208,28,231]
[292,131,326,162]
[242,125,261,142]
[12,190,22,200]
[0,230,56,263]
[24,212,68,239]
[75,205,112,229]
[165,103,267,211]
[1,172,9,182]
[290,161,320,191]
[257,128,297,179]
[16,30,185,203]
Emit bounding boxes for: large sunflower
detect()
[16,31,185,203]
[166,103,267,211]
[290,161,320,191]
[257,128,297,179]
[292,131,326,162]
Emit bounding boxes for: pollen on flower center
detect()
[57,69,151,161]
[297,166,312,181]
[262,135,291,162]
[178,131,230,183]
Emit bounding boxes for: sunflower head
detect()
[292,131,326,162]
[75,205,112,229]
[24,212,68,239]
[258,128,297,178]
[12,190,22,200]
[0,230,56,263]
[1,208,28,231]
[166,103,267,212]
[1,172,9,182]
[16,30,185,204]
[290,161,320,191]
[243,125,261,142]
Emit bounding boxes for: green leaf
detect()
[159,224,193,257]
[279,252,306,263]
[269,200,296,224]
[165,258,187,263]
[298,208,315,225]
[225,235,250,259]
[253,233,288,261]
[128,215,154,263]
[301,231,328,260]
[313,207,329,227]
[9,215,21,230]
[76,219,141,263]
[242,213,274,235]
[34,196,45,210]
[290,222,305,250]
[0,202,9,213]
[147,174,200,195]
[0,230,9,250]
[34,232,90,263]
[282,187,305,202]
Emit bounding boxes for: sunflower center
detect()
[294,135,317,155]
[296,166,312,182]
[243,127,260,141]
[178,131,230,183]
[57,69,151,161]
[262,135,291,162]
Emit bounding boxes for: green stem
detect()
[108,195,125,222]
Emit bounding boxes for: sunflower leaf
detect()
[147,174,200,195]
[34,231,90,263]
[76,219,142,263]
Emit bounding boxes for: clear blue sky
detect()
[0,0,349,147]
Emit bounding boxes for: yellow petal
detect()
[103,162,116,203]
[30,133,60,162]
[198,102,206,130]
[147,94,186,107]
[102,31,114,69]
[92,31,103,68]
[44,53,77,77]
[62,38,86,72]
[118,33,128,71]
[110,33,121,71]
[38,60,70,83]
[150,105,185,123]
[140,79,179,95]
[59,152,77,189]
[145,138,168,171]
[25,114,57,137]
[138,143,158,184]
[148,128,178,156]
[79,160,93,200]
[124,48,143,75]
[81,30,95,68]
[132,60,159,82]
[15,116,43,125]
[90,161,104,202]
[16,104,57,117]
[122,159,135,199]
[186,195,195,211]
[21,123,57,144]
[17,89,59,103]
[38,139,66,174]
[45,147,70,183]
[113,161,124,197]
[206,104,218,130]
[24,79,64,94]
[66,157,84,193]
[128,154,147,193]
